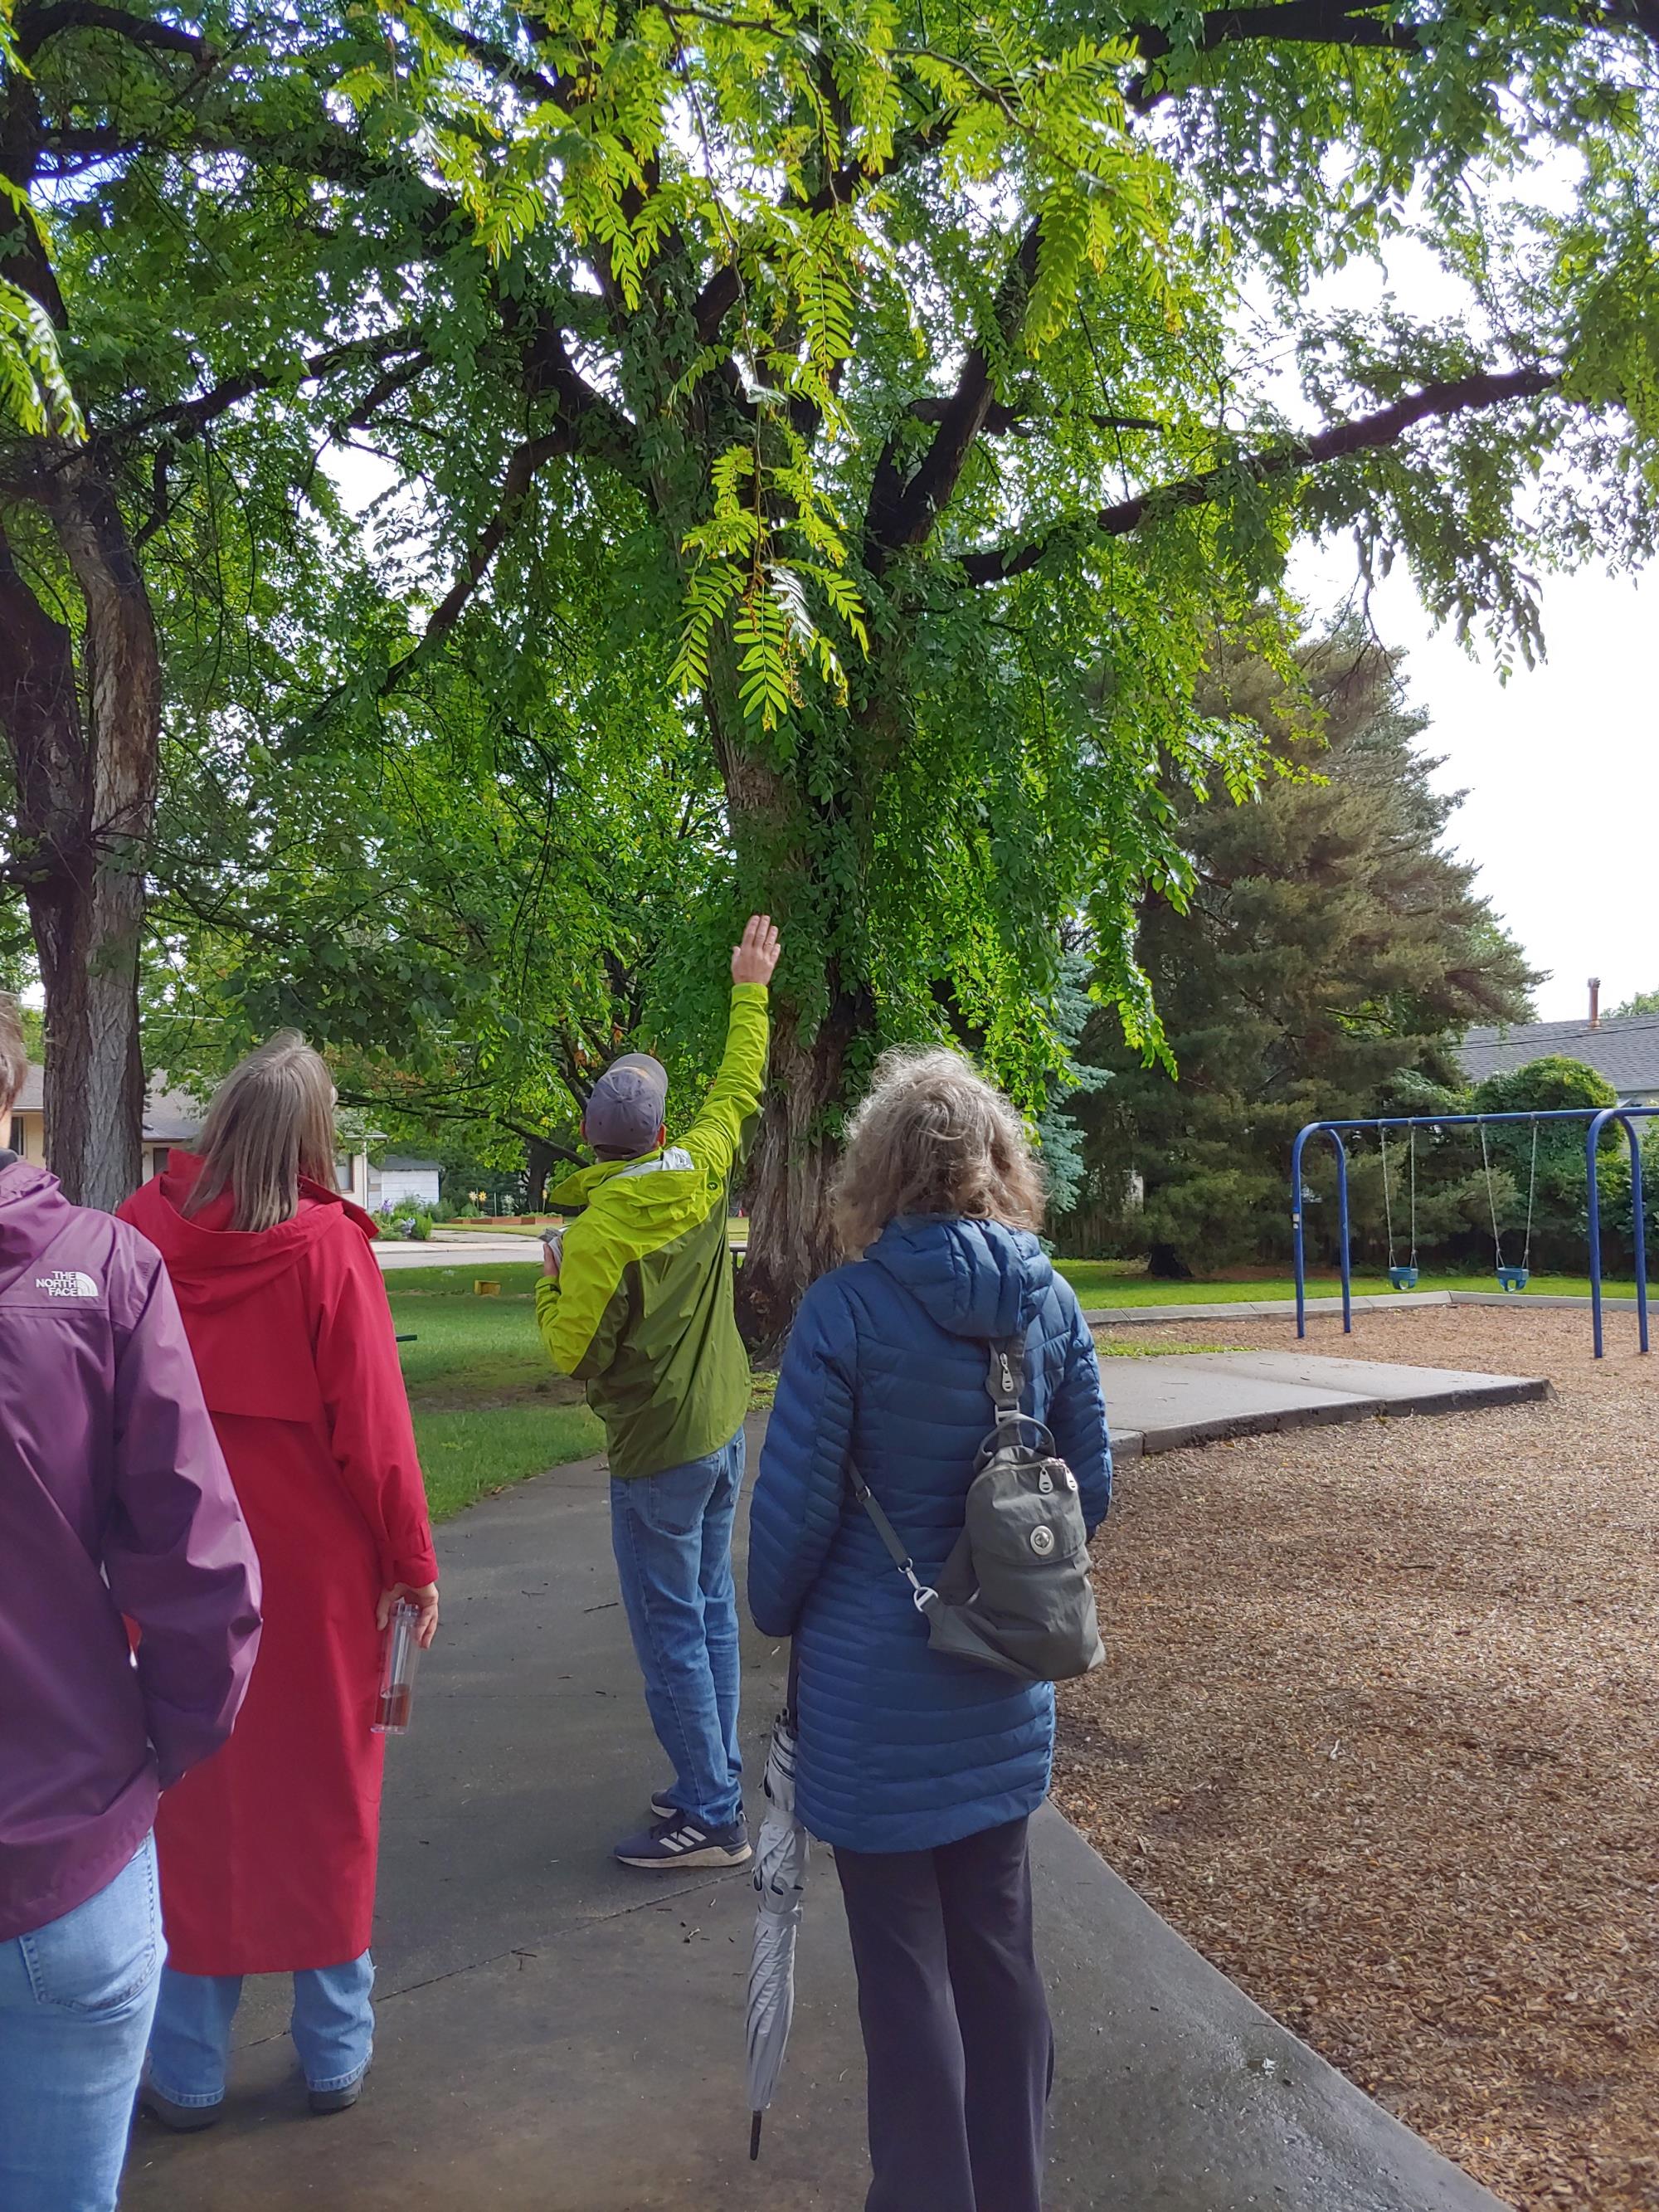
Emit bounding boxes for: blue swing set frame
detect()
[1290,1106,1658,1359]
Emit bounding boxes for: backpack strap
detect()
[988,1334,1025,1415]
[849,1469,939,1615]
[980,1328,1053,1468]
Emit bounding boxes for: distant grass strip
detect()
[1094,1339,1247,1357]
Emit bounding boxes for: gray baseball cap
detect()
[584,1052,669,1158]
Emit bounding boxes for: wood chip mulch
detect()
[1055,1305,1659,2212]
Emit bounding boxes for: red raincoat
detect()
[119,1154,437,1975]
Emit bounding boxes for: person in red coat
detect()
[118,1033,439,2127]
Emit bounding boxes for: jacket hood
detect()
[0,1161,75,1286]
[865,1216,1053,1341]
[120,1150,377,1302]
[547,1145,691,1214]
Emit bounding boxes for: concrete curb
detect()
[1108,1376,1552,1457]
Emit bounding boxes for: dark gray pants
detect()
[834,1814,1053,2212]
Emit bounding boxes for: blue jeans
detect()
[0,1835,163,2212]
[148,1953,374,2107]
[610,1429,746,1831]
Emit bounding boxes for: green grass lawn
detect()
[394,1255,1639,1523]
[388,1265,601,1522]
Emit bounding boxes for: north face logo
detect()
[36,1270,99,1299]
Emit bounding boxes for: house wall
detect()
[7,1111,173,1182]
[373,1164,441,1210]
[335,1152,372,1207]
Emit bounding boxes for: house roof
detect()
[12,1062,206,1142]
[1459,1015,1659,1096]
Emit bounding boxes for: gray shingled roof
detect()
[1458,1015,1659,1098]
[12,1062,206,1140]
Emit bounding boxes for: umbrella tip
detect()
[750,2113,763,2161]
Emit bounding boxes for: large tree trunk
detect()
[0,462,159,1207]
[523,1134,558,1211]
[737,983,870,1348]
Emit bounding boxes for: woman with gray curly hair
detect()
[749,1045,1112,2212]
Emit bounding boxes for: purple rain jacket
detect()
[0,1155,262,1942]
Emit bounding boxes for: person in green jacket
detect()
[537,914,780,1869]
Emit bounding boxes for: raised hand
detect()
[732,912,781,988]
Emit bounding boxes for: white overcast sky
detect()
[1277,185,1659,1026]
[1292,548,1657,1023]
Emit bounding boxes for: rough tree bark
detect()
[737,982,871,1347]
[0,458,160,1207]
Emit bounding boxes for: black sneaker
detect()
[141,2087,221,2133]
[309,2073,367,2116]
[613,1812,752,1870]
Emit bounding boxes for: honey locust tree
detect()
[4,0,1659,1331]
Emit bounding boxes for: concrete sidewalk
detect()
[124,1430,1505,2212]
[377,1232,542,1269]
[1103,1349,1550,1458]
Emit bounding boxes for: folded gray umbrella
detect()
[746,1696,810,2159]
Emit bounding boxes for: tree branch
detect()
[34,124,150,169]
[114,331,430,445]
[865,217,1042,573]
[381,431,571,690]
[1127,0,1659,90]
[958,366,1560,585]
[489,304,643,481]
[17,0,213,63]
[1130,0,1423,67]
[908,396,1160,435]
[401,10,569,105]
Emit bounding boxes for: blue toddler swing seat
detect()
[1481,1122,1538,1293]
[1379,1126,1418,1289]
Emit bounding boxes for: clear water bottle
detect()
[373,1600,423,1735]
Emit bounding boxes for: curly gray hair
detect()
[832,1045,1046,1255]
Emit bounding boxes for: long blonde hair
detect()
[832,1046,1046,1255]
[184,1031,338,1233]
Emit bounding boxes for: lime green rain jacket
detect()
[534,983,768,1480]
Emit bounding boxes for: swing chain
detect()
[1523,1118,1540,1273]
[1481,1124,1506,1267]
[1408,1126,1418,1270]
[1379,1124,1396,1268]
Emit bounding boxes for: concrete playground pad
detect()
[123,1430,1503,2212]
[1103,1350,1551,1459]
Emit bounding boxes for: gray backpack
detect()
[852,1333,1105,1686]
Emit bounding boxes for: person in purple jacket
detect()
[0,998,263,2212]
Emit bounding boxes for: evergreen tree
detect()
[1034,945,1112,1219]
[1067,630,1535,1276]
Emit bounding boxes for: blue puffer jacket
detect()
[747,1216,1112,1854]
